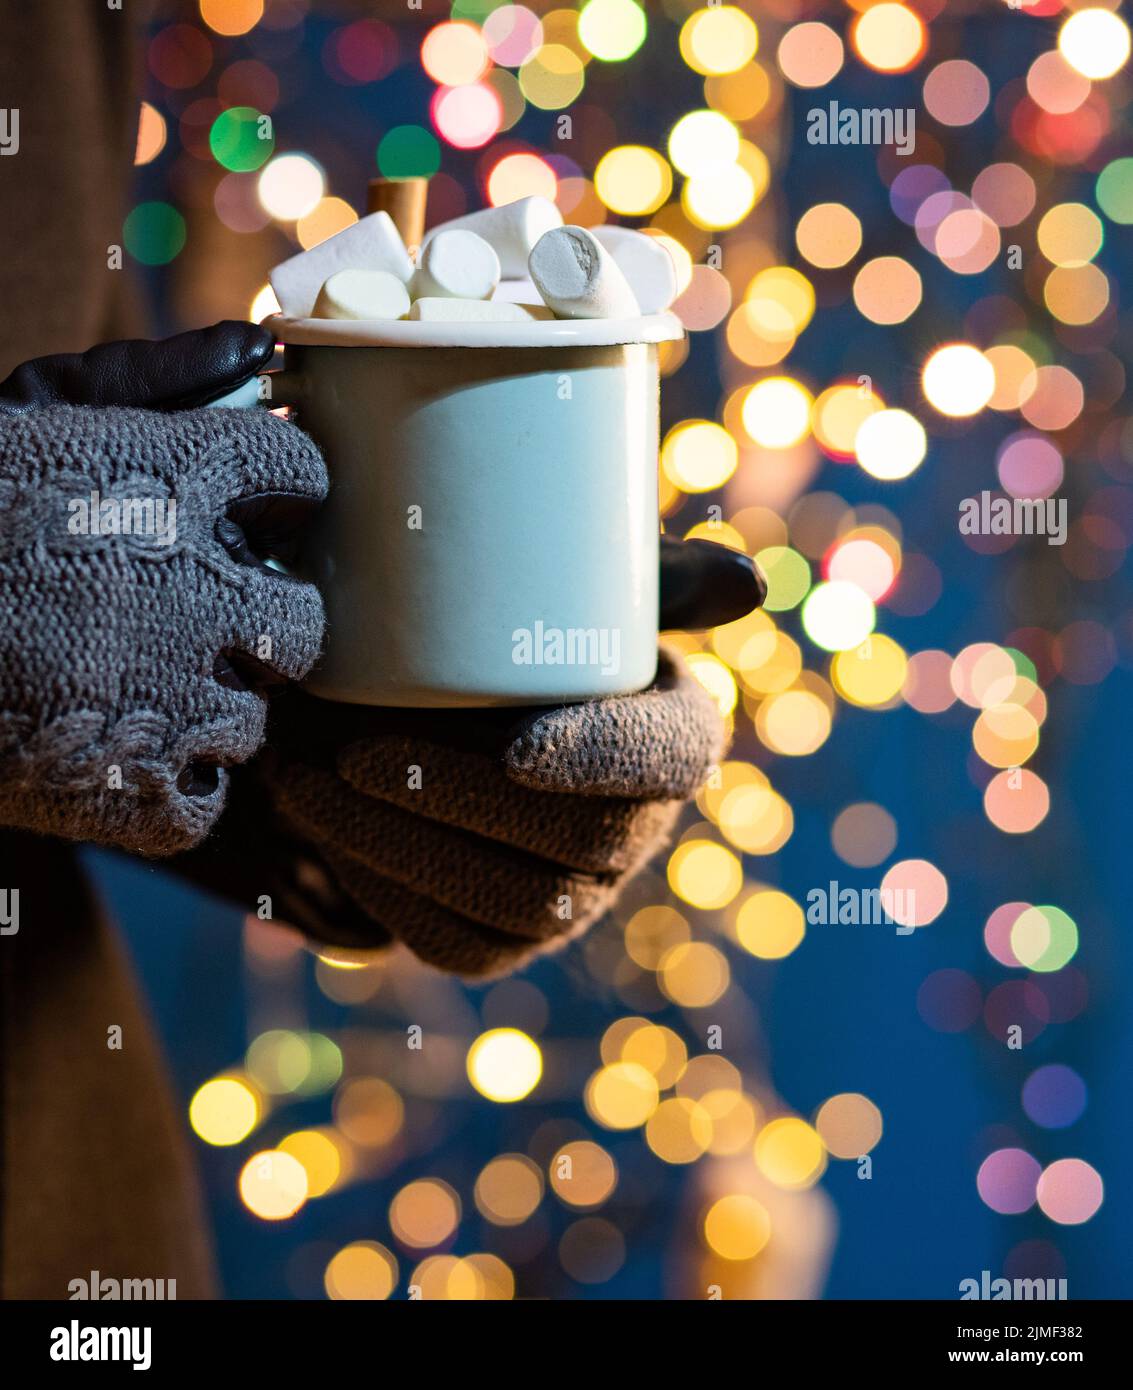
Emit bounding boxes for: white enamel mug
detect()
[256,311,684,708]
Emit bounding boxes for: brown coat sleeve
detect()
[0,1,149,376]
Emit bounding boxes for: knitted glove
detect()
[255,648,725,978]
[0,404,327,854]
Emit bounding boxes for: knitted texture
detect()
[264,652,723,978]
[0,404,327,854]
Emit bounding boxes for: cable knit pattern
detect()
[0,405,327,854]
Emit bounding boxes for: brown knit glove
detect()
[261,649,725,978]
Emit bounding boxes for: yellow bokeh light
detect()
[712,609,779,670]
[200,0,263,38]
[686,651,739,716]
[670,109,739,177]
[833,634,909,707]
[474,1155,544,1226]
[585,1061,659,1130]
[334,1077,404,1149]
[1036,202,1104,268]
[296,195,358,250]
[702,1089,761,1155]
[815,1093,884,1159]
[645,1097,713,1164]
[853,255,923,325]
[278,1128,343,1198]
[258,153,325,221]
[519,43,585,109]
[668,840,744,909]
[739,630,804,696]
[778,21,845,88]
[466,1028,543,1102]
[390,1178,461,1248]
[812,383,883,460]
[488,152,557,206]
[736,889,806,960]
[754,1117,827,1189]
[973,703,1041,768]
[922,343,996,417]
[681,6,758,77]
[620,1021,688,1089]
[704,1194,771,1260]
[756,689,833,756]
[801,580,876,653]
[682,164,757,230]
[661,419,737,493]
[550,1140,618,1206]
[705,61,772,122]
[745,266,815,337]
[189,1076,260,1146]
[659,940,731,1007]
[624,904,691,970]
[135,101,167,166]
[852,3,927,74]
[1044,264,1110,325]
[986,344,1038,411]
[324,1242,398,1300]
[421,21,490,86]
[1059,8,1131,81]
[741,376,813,449]
[795,203,863,269]
[854,408,927,481]
[717,782,794,855]
[594,145,672,215]
[578,0,647,63]
[238,1149,309,1221]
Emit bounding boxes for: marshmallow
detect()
[313,269,411,321]
[422,196,563,278]
[412,229,500,302]
[270,212,413,318]
[408,298,553,323]
[589,225,678,315]
[492,277,543,305]
[528,226,641,321]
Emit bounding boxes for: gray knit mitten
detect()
[263,649,726,977]
[0,404,327,854]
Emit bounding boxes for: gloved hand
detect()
[0,323,328,854]
[238,647,725,977]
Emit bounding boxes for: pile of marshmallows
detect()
[269,195,679,325]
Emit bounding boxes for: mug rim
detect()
[261,310,684,351]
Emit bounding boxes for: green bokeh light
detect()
[1005,647,1038,684]
[122,201,186,265]
[209,106,274,172]
[1011,905,1079,974]
[1096,158,1133,224]
[754,546,811,612]
[377,124,441,178]
[451,0,506,19]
